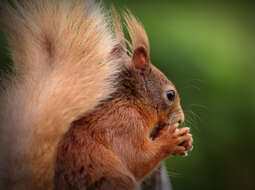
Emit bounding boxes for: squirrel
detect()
[0,0,193,190]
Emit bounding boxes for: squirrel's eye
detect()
[167,90,175,101]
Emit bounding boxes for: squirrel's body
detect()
[0,0,193,190]
[55,64,184,190]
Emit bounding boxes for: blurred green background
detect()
[1,1,255,190]
[105,1,255,190]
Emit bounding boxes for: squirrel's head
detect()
[116,11,184,129]
[129,45,184,130]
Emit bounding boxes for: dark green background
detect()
[107,1,255,190]
[1,1,255,190]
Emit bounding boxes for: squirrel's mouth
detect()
[150,122,179,140]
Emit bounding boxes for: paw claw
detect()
[183,152,188,157]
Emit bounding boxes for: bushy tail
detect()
[0,0,119,189]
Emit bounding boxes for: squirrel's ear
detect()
[132,46,150,70]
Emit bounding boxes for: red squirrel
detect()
[0,0,193,189]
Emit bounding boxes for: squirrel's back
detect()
[0,0,119,189]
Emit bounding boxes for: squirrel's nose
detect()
[178,118,184,124]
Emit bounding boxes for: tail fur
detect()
[0,0,119,189]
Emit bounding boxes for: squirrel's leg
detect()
[86,147,136,190]
[55,129,136,190]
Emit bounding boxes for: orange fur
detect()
[0,0,119,189]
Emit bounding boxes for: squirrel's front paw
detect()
[156,126,193,157]
[172,127,193,156]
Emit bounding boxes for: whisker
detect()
[189,104,208,111]
[184,110,200,131]
[189,110,201,121]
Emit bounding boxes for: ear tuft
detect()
[133,46,149,70]
[124,10,150,52]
